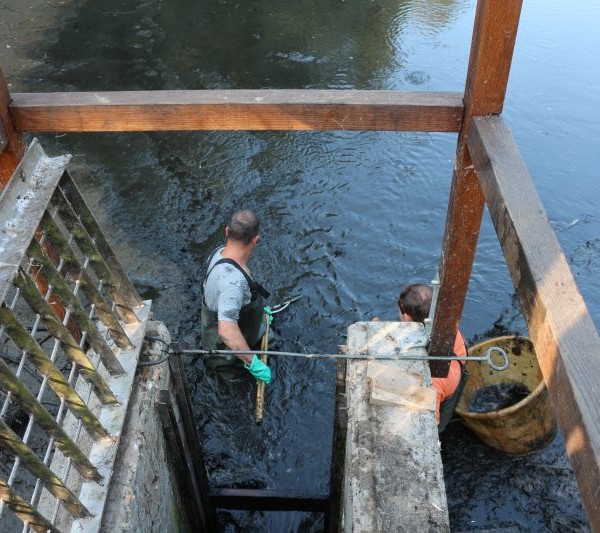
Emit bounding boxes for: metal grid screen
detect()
[0,139,148,532]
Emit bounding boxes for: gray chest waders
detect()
[200,253,269,381]
[200,296,264,380]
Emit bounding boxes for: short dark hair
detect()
[227,210,260,245]
[398,284,432,323]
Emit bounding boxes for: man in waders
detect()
[398,284,467,430]
[201,210,272,383]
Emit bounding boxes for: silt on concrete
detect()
[343,321,449,532]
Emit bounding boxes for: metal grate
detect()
[0,139,150,532]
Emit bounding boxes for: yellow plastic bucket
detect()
[455,336,557,455]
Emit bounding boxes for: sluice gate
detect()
[0,140,150,531]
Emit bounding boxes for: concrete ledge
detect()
[100,320,187,532]
[343,321,449,532]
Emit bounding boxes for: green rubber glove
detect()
[245,354,272,384]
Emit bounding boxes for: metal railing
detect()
[0,139,149,532]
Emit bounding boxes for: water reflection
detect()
[29,0,465,91]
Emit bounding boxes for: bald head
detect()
[226,210,260,245]
[398,284,432,323]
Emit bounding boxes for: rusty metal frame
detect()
[0,117,7,152]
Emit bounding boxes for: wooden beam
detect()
[0,478,61,533]
[9,90,463,133]
[0,67,25,186]
[468,115,600,531]
[209,488,329,512]
[58,172,144,311]
[430,0,523,375]
[463,1,523,119]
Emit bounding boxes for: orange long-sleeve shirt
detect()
[431,332,467,424]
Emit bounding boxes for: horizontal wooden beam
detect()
[468,115,600,531]
[209,488,329,512]
[9,90,463,133]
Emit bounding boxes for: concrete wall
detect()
[343,321,449,532]
[100,320,188,532]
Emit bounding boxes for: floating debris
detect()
[562,218,581,231]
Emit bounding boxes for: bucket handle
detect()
[479,346,509,371]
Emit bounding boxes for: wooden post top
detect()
[0,67,25,186]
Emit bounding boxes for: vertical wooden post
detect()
[468,116,600,530]
[0,67,25,187]
[429,0,523,376]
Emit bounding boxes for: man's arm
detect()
[218,320,253,364]
[214,272,253,364]
[213,271,271,383]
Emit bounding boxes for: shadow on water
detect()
[0,0,594,530]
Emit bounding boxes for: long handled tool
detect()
[254,312,270,424]
[254,296,302,424]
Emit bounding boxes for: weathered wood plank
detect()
[430,0,523,375]
[14,269,118,404]
[0,478,60,533]
[0,356,100,481]
[468,115,600,531]
[325,357,348,532]
[10,90,463,132]
[52,187,139,324]
[169,352,217,531]
[0,418,91,518]
[58,172,143,311]
[156,389,204,531]
[0,307,109,441]
[27,239,125,376]
[344,321,448,531]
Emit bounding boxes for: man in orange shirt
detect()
[397,284,467,429]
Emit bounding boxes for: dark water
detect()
[2,0,598,530]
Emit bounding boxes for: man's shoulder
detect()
[211,261,247,286]
[206,246,225,268]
